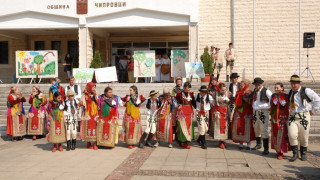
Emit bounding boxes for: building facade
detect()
[0,0,319,83]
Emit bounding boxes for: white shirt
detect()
[65,84,82,100]
[289,87,320,114]
[141,99,158,116]
[229,83,238,97]
[64,99,79,116]
[252,86,272,110]
[196,94,214,111]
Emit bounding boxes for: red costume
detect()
[7,92,27,138]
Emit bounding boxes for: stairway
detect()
[0,82,319,142]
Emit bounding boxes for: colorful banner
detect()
[16,50,58,78]
[73,68,94,83]
[171,49,188,77]
[95,67,118,83]
[133,50,156,77]
[185,62,205,78]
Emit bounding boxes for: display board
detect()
[133,50,156,77]
[73,68,94,83]
[95,66,118,83]
[185,62,205,78]
[171,49,188,77]
[16,50,58,78]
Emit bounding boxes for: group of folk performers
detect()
[6,74,320,161]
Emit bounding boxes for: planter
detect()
[201,74,211,82]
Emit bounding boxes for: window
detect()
[51,41,61,63]
[133,42,149,48]
[34,41,45,50]
[168,41,188,48]
[0,41,9,64]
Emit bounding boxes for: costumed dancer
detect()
[175,82,196,149]
[211,83,230,149]
[64,90,79,151]
[80,82,99,150]
[231,80,255,150]
[49,78,65,102]
[47,92,66,152]
[251,77,272,155]
[157,88,176,148]
[121,85,146,149]
[208,75,221,135]
[6,86,27,141]
[27,85,48,140]
[195,85,214,149]
[270,83,290,159]
[171,77,183,141]
[97,87,123,148]
[228,73,241,139]
[287,75,320,161]
[214,48,223,81]
[139,90,159,148]
[224,42,237,82]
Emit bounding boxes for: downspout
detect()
[299,0,301,77]
[253,0,255,79]
[231,0,234,44]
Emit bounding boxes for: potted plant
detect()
[200,46,213,82]
[90,50,104,83]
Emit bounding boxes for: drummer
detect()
[160,53,171,83]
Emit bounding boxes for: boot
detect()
[252,137,262,150]
[93,142,98,150]
[138,132,148,148]
[66,140,71,151]
[52,144,57,152]
[262,138,269,155]
[146,133,155,148]
[71,139,76,150]
[217,74,220,82]
[183,142,191,149]
[58,143,63,151]
[32,135,37,140]
[226,75,229,82]
[196,135,202,146]
[300,146,307,161]
[201,135,207,149]
[290,145,299,162]
[87,142,93,149]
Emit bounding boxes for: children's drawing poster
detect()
[133,50,156,77]
[171,49,188,77]
[185,62,205,78]
[95,67,118,83]
[73,68,94,83]
[16,50,58,78]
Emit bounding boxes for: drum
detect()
[161,64,170,74]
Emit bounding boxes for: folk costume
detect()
[160,57,170,82]
[231,83,255,149]
[156,89,176,147]
[80,82,99,150]
[270,92,290,159]
[139,90,159,148]
[196,86,214,149]
[224,47,238,81]
[27,87,48,139]
[171,80,183,140]
[64,90,79,151]
[208,77,221,134]
[121,93,146,148]
[47,99,65,152]
[175,91,196,149]
[6,91,27,139]
[287,75,320,161]
[214,49,223,81]
[97,93,123,148]
[65,84,81,100]
[211,90,230,149]
[49,81,65,102]
[251,78,272,155]
[228,73,241,139]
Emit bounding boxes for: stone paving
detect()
[0,136,319,180]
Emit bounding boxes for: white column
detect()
[78,27,93,68]
[189,23,198,62]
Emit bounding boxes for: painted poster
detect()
[171,49,188,77]
[133,50,155,77]
[16,50,58,78]
[73,68,94,83]
[95,67,118,83]
[185,62,205,78]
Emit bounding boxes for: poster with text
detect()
[133,50,155,77]
[170,49,188,77]
[73,68,94,84]
[95,67,118,83]
[185,62,205,78]
[16,50,58,78]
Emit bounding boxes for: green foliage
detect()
[72,53,79,68]
[44,62,55,75]
[90,50,104,68]
[200,46,213,74]
[132,51,146,62]
[144,57,154,67]
[33,55,44,64]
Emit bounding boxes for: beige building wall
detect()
[199,0,320,82]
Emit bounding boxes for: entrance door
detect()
[68,40,79,67]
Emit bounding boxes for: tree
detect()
[33,55,44,75]
[90,50,104,68]
[200,46,213,75]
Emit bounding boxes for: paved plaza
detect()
[0,136,319,180]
